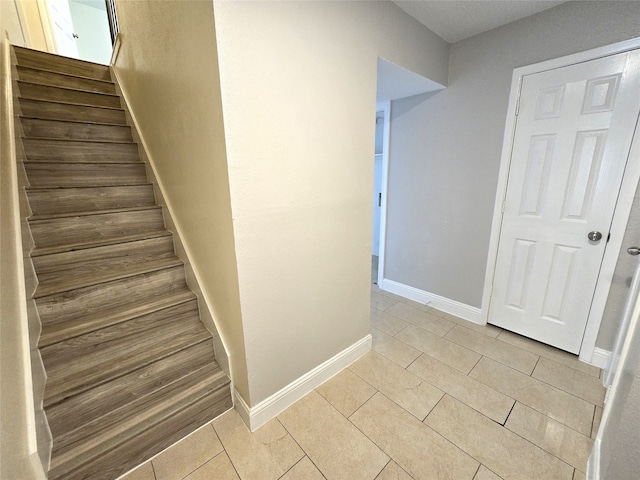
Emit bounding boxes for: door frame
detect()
[375,100,391,288]
[481,37,640,366]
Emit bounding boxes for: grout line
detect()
[372,459,392,480]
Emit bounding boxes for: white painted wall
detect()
[385,1,640,314]
[213,0,449,405]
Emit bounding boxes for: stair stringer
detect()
[5,46,52,477]
[107,52,232,384]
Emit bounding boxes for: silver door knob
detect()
[588,231,603,241]
[628,247,640,256]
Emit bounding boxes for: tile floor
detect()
[121,260,604,480]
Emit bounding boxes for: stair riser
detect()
[21,118,133,142]
[18,99,127,124]
[24,163,147,188]
[29,207,165,251]
[18,82,121,109]
[27,185,156,217]
[21,138,139,163]
[17,66,116,94]
[46,342,216,438]
[15,47,111,81]
[37,266,188,327]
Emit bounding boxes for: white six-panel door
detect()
[489,50,640,354]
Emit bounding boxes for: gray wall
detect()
[385,1,640,310]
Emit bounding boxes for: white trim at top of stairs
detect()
[381,278,482,324]
[234,334,372,432]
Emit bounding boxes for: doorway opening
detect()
[42,0,116,64]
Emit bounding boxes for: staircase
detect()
[11,46,233,479]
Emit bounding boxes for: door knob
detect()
[588,231,603,241]
[628,247,640,256]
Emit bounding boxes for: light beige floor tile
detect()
[505,402,593,471]
[496,330,601,378]
[376,460,414,480]
[152,424,223,480]
[349,352,443,420]
[212,409,304,480]
[407,354,514,424]
[573,470,586,480]
[425,395,574,480]
[280,456,325,480]
[371,327,421,368]
[442,314,502,338]
[532,357,605,406]
[395,325,481,374]
[469,357,595,436]
[184,452,239,480]
[445,325,539,374]
[474,465,503,480]
[371,307,411,336]
[387,303,455,337]
[351,393,479,480]
[592,406,603,439]
[119,462,155,480]
[278,391,388,480]
[316,368,376,417]
[371,291,398,311]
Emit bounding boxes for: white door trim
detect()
[376,100,391,288]
[481,36,640,363]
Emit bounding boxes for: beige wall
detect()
[385,2,640,313]
[213,0,449,405]
[112,0,249,399]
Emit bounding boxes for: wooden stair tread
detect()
[18,81,121,109]
[24,162,148,188]
[46,342,215,439]
[34,256,183,298]
[26,184,156,217]
[29,204,160,222]
[16,65,116,94]
[14,46,111,81]
[42,300,208,406]
[49,381,232,480]
[20,115,131,128]
[17,98,127,125]
[21,137,140,163]
[31,230,172,257]
[38,287,196,348]
[51,361,228,456]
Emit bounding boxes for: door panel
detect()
[489,50,640,353]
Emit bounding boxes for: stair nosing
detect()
[21,135,135,145]
[34,256,184,299]
[28,204,161,222]
[38,289,197,348]
[17,79,120,99]
[30,230,173,258]
[26,183,153,192]
[16,64,115,86]
[19,115,131,129]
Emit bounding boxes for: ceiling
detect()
[392,1,567,43]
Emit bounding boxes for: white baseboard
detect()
[234,335,372,432]
[381,279,482,324]
[590,347,611,370]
